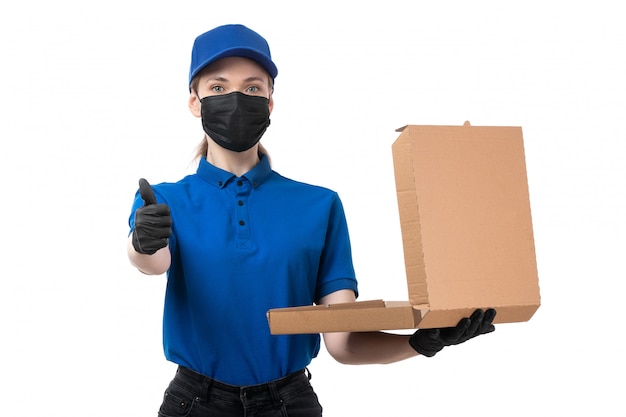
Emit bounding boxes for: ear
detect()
[268,95,274,114]
[189,93,201,118]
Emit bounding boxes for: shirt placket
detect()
[234,178,252,248]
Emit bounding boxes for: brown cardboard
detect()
[268,300,426,334]
[267,122,541,334]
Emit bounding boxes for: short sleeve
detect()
[314,193,358,302]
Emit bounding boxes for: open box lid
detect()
[267,122,541,334]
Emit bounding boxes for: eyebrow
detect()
[243,76,266,83]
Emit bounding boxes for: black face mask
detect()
[200,92,271,152]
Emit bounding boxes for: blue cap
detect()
[189,24,278,87]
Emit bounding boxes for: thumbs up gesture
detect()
[131,178,172,255]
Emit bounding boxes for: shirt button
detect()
[237,180,243,186]
[218,181,223,186]
[239,220,245,226]
[238,200,244,206]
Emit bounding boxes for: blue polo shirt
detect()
[129,155,358,386]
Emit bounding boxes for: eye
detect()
[245,85,260,94]
[211,85,224,93]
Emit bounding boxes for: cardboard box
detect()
[268,122,541,334]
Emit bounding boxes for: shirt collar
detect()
[197,154,272,189]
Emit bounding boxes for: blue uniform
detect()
[129,155,358,386]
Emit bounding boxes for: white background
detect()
[1,1,624,416]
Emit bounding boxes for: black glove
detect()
[131,178,172,255]
[409,308,496,357]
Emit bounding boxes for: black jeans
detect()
[157,366,323,417]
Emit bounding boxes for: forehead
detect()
[199,56,270,81]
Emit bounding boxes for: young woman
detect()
[128,24,496,417]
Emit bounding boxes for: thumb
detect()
[138,178,157,206]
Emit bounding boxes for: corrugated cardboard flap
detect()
[392,122,540,313]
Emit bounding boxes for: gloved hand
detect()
[131,178,172,255]
[409,308,496,357]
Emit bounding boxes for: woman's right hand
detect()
[131,178,172,255]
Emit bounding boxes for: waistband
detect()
[176,366,309,394]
